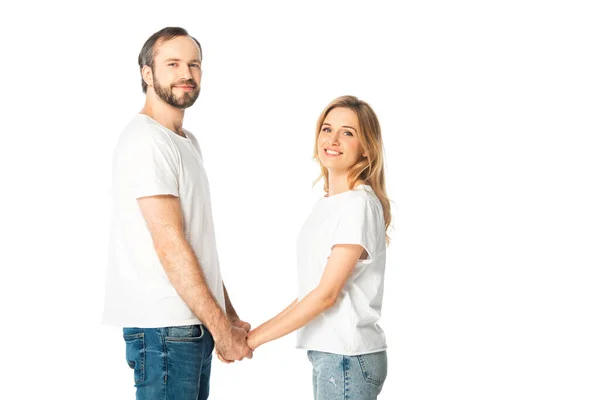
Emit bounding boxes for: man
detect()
[103,27,252,400]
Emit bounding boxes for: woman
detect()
[241,95,391,399]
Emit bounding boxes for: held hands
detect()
[232,319,251,333]
[215,319,253,364]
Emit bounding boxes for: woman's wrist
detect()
[247,329,262,350]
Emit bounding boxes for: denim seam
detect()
[358,355,383,386]
[124,332,144,340]
[164,324,205,342]
[124,332,145,385]
[141,335,146,385]
[164,336,205,342]
[162,329,168,394]
[344,356,349,400]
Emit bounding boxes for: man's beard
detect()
[153,77,200,109]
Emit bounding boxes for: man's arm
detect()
[223,283,251,332]
[137,195,252,361]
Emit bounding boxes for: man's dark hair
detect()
[138,27,203,93]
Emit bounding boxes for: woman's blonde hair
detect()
[313,95,391,243]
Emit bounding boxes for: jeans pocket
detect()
[123,332,145,385]
[357,351,387,387]
[165,324,205,342]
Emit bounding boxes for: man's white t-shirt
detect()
[102,114,225,328]
[296,184,387,355]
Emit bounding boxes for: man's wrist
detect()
[208,313,234,343]
[227,313,239,323]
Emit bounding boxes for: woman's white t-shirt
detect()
[296,184,387,355]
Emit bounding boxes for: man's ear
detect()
[142,65,153,89]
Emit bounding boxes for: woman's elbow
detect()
[319,291,339,310]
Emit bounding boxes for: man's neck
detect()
[141,94,186,137]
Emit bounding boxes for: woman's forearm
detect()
[254,298,298,333]
[248,289,332,349]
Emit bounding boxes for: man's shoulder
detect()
[117,115,173,148]
[122,114,167,138]
[182,128,198,142]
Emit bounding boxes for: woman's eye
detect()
[344,131,354,136]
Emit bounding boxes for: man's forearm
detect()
[155,231,230,340]
[223,283,239,321]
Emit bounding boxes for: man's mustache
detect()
[172,79,197,88]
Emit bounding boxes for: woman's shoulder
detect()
[341,185,383,214]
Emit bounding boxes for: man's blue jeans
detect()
[308,350,387,399]
[123,324,214,400]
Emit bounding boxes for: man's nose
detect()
[179,65,192,81]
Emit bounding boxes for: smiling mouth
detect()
[325,149,342,156]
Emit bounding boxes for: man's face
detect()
[150,36,202,109]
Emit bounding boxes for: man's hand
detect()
[215,350,233,364]
[231,319,251,333]
[214,325,253,362]
[216,322,250,364]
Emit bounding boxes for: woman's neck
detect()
[327,172,364,197]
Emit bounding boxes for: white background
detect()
[1,0,599,399]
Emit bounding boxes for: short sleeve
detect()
[119,129,180,199]
[330,195,382,261]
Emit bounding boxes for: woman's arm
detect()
[247,244,364,350]
[254,298,298,333]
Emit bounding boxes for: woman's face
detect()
[317,107,366,174]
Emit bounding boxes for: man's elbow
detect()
[153,233,184,262]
